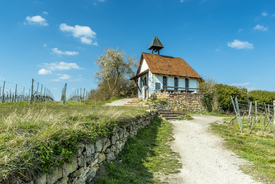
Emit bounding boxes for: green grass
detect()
[178,115,194,120]
[186,110,234,117]
[95,117,182,184]
[0,101,148,182]
[211,119,275,184]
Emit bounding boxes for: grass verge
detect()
[0,101,148,182]
[211,120,275,184]
[94,117,182,184]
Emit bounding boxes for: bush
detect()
[248,90,275,104]
[215,84,247,111]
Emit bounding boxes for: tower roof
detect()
[148,36,164,51]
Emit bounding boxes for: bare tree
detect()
[94,48,138,100]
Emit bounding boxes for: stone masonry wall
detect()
[149,93,205,112]
[3,112,155,184]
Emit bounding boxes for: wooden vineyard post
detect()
[273,101,275,139]
[230,96,242,133]
[250,101,257,134]
[264,102,267,128]
[22,87,25,102]
[2,81,5,103]
[63,83,67,105]
[235,97,243,133]
[83,88,86,102]
[30,79,34,104]
[248,102,252,124]
[14,84,17,103]
[40,84,43,102]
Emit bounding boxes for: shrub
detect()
[215,84,247,111]
[248,90,275,104]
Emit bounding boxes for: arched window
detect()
[144,77,147,86]
[163,76,167,90]
[185,78,189,91]
[174,77,178,92]
[140,77,143,88]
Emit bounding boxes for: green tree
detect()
[199,78,220,112]
[215,84,247,111]
[94,48,138,101]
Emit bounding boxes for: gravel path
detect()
[104,98,133,106]
[164,115,262,184]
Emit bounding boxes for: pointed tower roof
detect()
[148,36,164,51]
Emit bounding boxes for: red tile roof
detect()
[137,52,202,79]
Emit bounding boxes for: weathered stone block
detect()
[72,168,84,178]
[102,138,111,151]
[98,153,106,163]
[106,152,115,162]
[63,157,78,177]
[46,167,63,184]
[86,167,97,182]
[78,155,86,167]
[77,143,85,157]
[34,175,46,184]
[86,143,95,156]
[95,139,103,152]
[56,177,68,184]
[104,148,111,154]
[111,135,116,144]
[89,158,98,168]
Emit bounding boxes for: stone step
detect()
[164,117,179,120]
[161,114,178,117]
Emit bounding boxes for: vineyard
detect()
[0,79,89,104]
[229,96,275,138]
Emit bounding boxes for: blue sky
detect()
[0,0,275,100]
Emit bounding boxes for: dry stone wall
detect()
[149,93,205,112]
[4,112,154,184]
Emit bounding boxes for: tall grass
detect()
[0,102,148,182]
[211,119,275,184]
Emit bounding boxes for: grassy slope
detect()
[95,117,182,184]
[211,118,275,184]
[0,101,148,181]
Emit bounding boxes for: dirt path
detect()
[165,115,262,184]
[104,98,133,106]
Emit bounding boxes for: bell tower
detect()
[148,36,164,55]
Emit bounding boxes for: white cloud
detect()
[51,74,71,82]
[230,82,250,87]
[227,39,254,49]
[238,28,243,32]
[51,48,79,56]
[59,23,97,45]
[25,15,48,26]
[38,68,52,75]
[60,24,96,38]
[262,12,268,16]
[43,43,47,47]
[80,37,92,44]
[42,62,81,71]
[58,74,70,80]
[253,24,268,31]
[43,11,48,15]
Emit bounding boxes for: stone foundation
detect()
[149,93,205,112]
[2,112,155,184]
